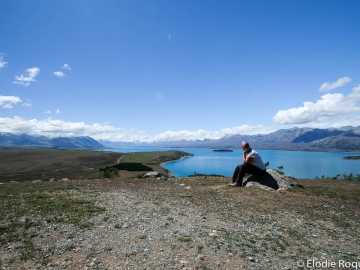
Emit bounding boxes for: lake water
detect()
[107,146,360,179]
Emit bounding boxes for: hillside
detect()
[0,133,103,149]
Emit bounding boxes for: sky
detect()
[0,0,360,142]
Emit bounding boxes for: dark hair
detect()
[241,141,250,148]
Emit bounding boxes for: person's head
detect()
[241,141,251,153]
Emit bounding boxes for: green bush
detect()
[99,162,153,178]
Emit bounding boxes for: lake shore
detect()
[0,149,360,269]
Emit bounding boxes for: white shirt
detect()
[246,149,266,170]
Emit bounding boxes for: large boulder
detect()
[243,169,297,191]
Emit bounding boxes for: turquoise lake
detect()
[107,146,360,179]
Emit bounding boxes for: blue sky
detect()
[0,0,360,141]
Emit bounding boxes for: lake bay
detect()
[108,146,360,179]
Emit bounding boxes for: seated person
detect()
[230,141,266,187]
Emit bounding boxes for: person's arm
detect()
[244,153,255,164]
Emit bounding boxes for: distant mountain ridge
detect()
[0,133,103,149]
[101,126,360,152]
[3,126,360,151]
[157,127,360,151]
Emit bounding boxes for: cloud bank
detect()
[0,116,273,142]
[274,85,360,126]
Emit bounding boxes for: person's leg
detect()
[238,163,266,186]
[242,164,267,186]
[232,165,241,183]
[234,164,249,186]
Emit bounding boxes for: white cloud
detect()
[319,76,352,92]
[13,67,40,86]
[0,55,8,69]
[53,64,71,78]
[53,71,65,78]
[149,125,274,142]
[62,64,71,71]
[44,108,61,115]
[0,96,23,109]
[0,116,273,142]
[274,84,360,125]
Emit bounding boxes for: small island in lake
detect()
[343,156,360,160]
[212,149,234,152]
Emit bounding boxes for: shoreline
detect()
[160,154,193,177]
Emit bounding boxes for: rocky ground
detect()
[0,151,360,269]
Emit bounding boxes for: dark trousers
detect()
[232,163,266,186]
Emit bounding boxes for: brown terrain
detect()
[0,149,359,269]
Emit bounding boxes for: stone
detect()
[0,223,10,230]
[144,171,161,178]
[243,169,294,191]
[60,177,70,182]
[138,234,147,239]
[209,230,218,237]
[32,179,42,184]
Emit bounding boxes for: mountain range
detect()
[0,133,103,149]
[151,127,360,151]
[102,126,360,152]
[2,126,360,151]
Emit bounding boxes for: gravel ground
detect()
[1,174,360,270]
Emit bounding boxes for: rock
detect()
[16,216,30,227]
[288,183,305,190]
[0,223,10,230]
[60,177,70,182]
[49,178,56,182]
[32,179,42,184]
[144,171,161,178]
[245,181,275,191]
[209,230,218,237]
[243,169,293,191]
